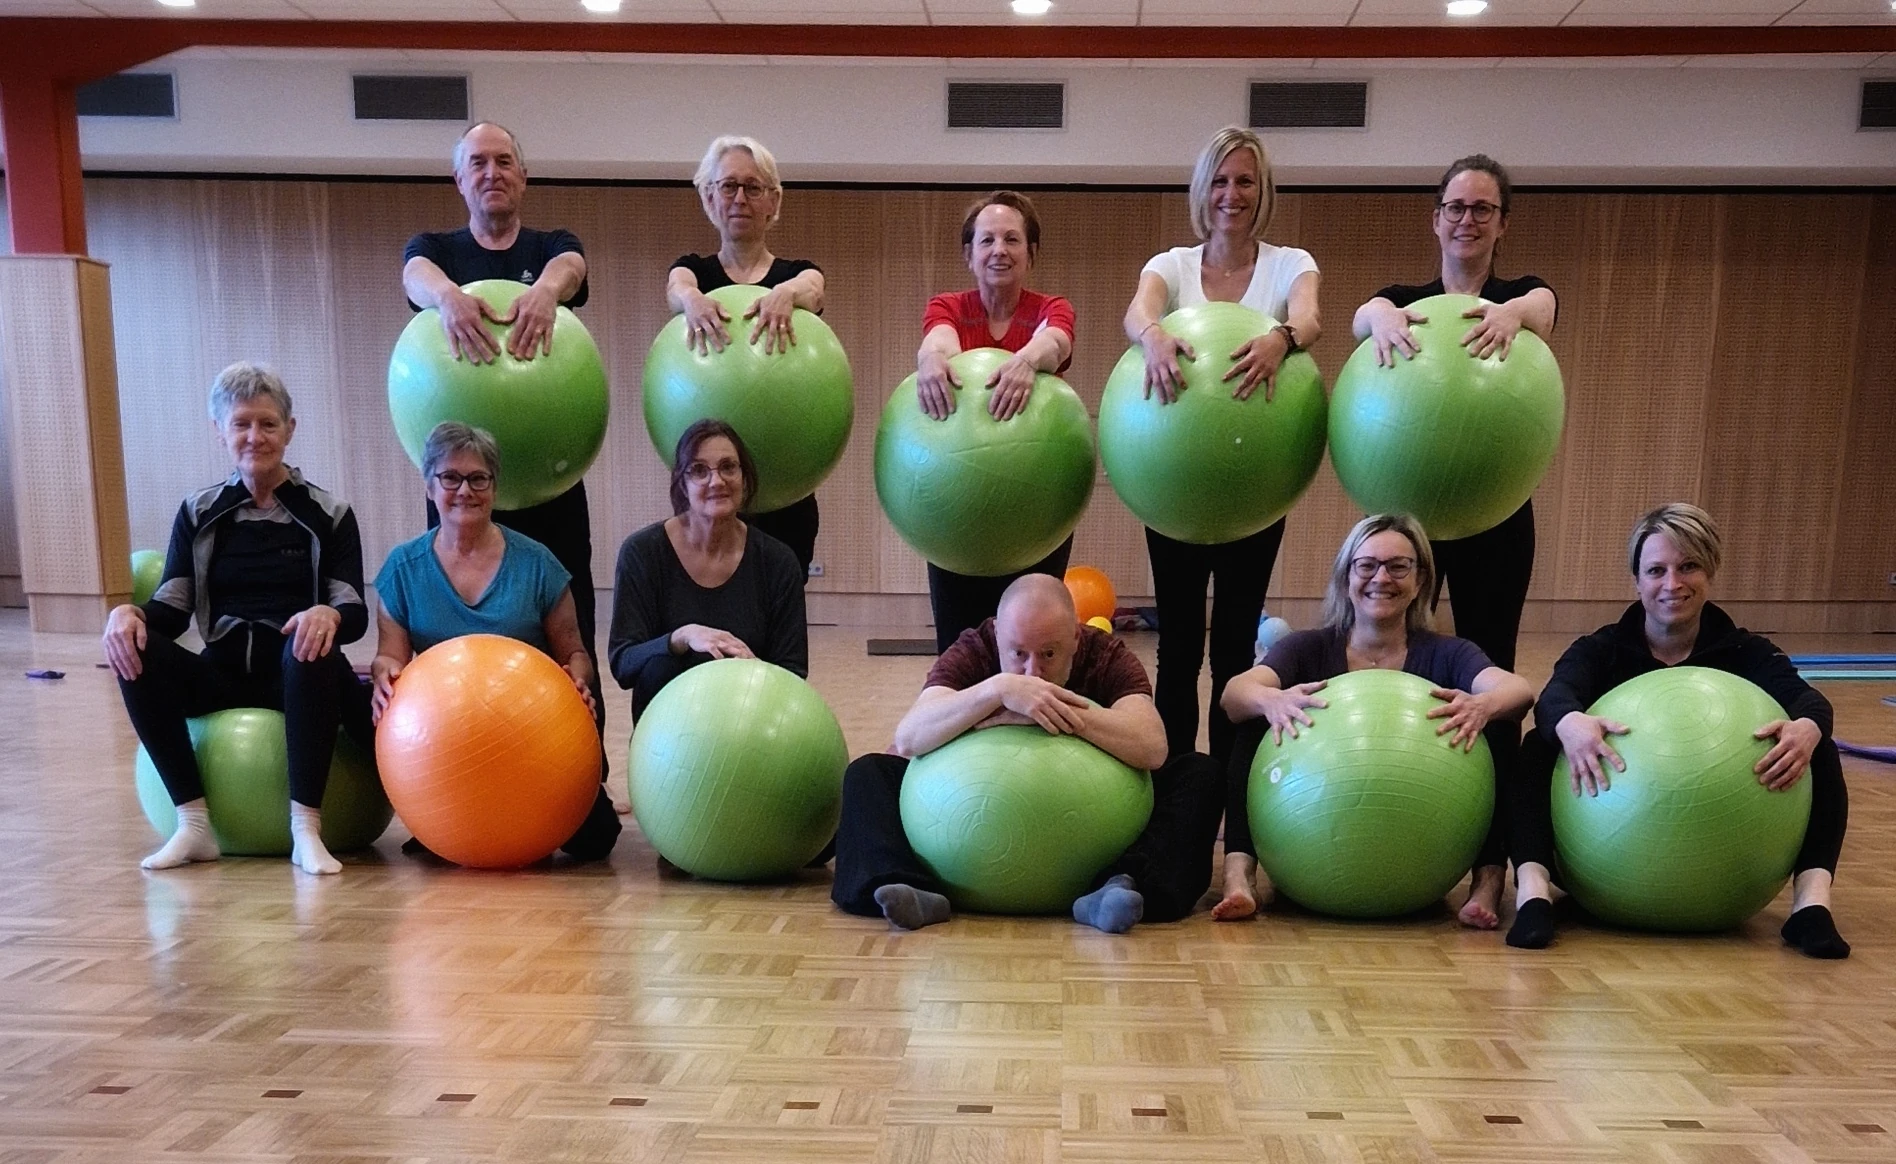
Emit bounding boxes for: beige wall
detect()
[2,179,1892,629]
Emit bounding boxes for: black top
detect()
[1375,273,1556,326]
[1534,602,1832,745]
[207,511,318,630]
[607,520,809,687]
[405,226,589,310]
[671,253,821,300]
[1261,626,1493,693]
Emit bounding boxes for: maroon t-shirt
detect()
[924,619,1151,706]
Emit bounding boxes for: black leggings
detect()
[1510,731,1848,876]
[1430,500,1534,672]
[1146,519,1284,767]
[749,494,819,585]
[120,634,371,809]
[927,536,1074,655]
[1223,715,1516,870]
[832,750,1224,923]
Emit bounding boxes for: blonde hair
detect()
[1187,127,1277,242]
[694,135,783,227]
[1321,514,1436,636]
[1628,503,1722,578]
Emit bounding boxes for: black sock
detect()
[1781,905,1850,959]
[1506,897,1556,950]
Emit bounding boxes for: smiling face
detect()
[1636,531,1713,637]
[1207,147,1263,238]
[454,123,527,224]
[217,397,294,483]
[965,203,1032,295]
[1347,528,1423,627]
[1433,168,1507,270]
[704,147,779,244]
[427,447,496,528]
[682,434,745,523]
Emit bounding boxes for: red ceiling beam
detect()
[2,17,1893,83]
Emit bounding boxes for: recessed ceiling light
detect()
[1446,0,1487,13]
[1012,0,1052,14]
[156,0,196,8]
[581,0,621,10]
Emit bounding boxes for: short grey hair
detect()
[208,362,292,425]
[420,421,500,483]
[453,122,525,174]
[1187,126,1277,242]
[694,135,782,226]
[1321,513,1437,636]
[1628,502,1722,579]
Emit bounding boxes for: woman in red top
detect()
[915,190,1080,652]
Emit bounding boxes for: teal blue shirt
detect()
[375,527,571,655]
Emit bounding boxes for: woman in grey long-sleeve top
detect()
[609,419,809,717]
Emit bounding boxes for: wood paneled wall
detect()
[1,179,1891,627]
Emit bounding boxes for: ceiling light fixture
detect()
[581,0,622,11]
[156,0,196,8]
[1446,0,1488,13]
[1012,0,1053,14]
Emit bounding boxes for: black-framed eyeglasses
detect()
[713,179,772,201]
[1438,200,1500,224]
[434,470,495,493]
[1351,555,1416,580]
[684,459,743,484]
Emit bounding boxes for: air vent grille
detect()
[948,82,1065,130]
[1862,80,1896,130]
[76,73,176,119]
[1248,81,1368,129]
[352,75,470,122]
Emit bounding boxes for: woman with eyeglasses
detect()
[372,421,621,860]
[1350,154,1556,924]
[1211,514,1533,922]
[664,134,828,581]
[608,419,809,719]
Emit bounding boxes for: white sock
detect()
[142,799,219,869]
[289,802,341,875]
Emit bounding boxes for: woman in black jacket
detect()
[1509,503,1848,957]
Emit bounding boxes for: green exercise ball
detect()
[1098,303,1327,545]
[874,348,1094,576]
[388,278,609,512]
[1249,669,1494,918]
[130,549,165,606]
[643,284,854,515]
[626,658,847,880]
[900,725,1153,914]
[134,707,391,855]
[1329,293,1564,541]
[1551,667,1812,932]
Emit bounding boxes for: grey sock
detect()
[1072,874,1144,934]
[874,883,952,931]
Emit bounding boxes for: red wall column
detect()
[0,70,88,255]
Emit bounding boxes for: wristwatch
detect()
[1271,323,1301,354]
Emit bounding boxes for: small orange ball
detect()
[1064,566,1116,625]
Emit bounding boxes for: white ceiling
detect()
[4,0,1894,26]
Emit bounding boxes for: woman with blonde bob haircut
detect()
[1120,126,1325,774]
[1508,503,1851,957]
[1214,513,1533,923]
[664,134,831,580]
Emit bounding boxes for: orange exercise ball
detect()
[375,634,600,868]
[1064,566,1116,626]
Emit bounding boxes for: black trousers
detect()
[1224,715,1515,870]
[749,493,819,585]
[1430,500,1534,672]
[1510,730,1849,876]
[120,634,372,809]
[832,750,1223,923]
[927,536,1074,655]
[625,651,696,719]
[1146,519,1285,767]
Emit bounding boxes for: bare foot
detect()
[1458,865,1504,930]
[1211,880,1258,921]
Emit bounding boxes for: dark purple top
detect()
[1262,626,1493,692]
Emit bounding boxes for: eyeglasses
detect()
[684,459,743,484]
[1438,200,1501,224]
[1350,556,1416,580]
[434,470,495,493]
[712,179,773,201]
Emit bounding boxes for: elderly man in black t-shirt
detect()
[831,574,1223,934]
[401,121,618,860]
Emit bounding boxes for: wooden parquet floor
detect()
[1,611,1893,1162]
